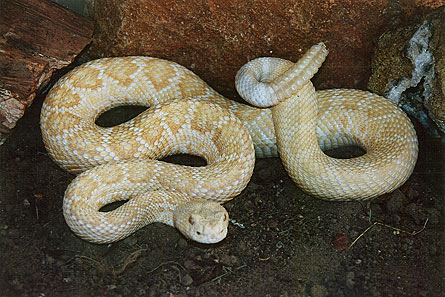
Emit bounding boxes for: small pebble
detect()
[23,199,31,207]
[310,284,328,297]
[386,190,405,213]
[148,283,160,297]
[247,182,261,192]
[425,208,440,224]
[404,203,427,224]
[405,187,419,200]
[137,288,146,296]
[177,238,188,249]
[6,228,20,239]
[238,240,248,252]
[370,203,383,217]
[400,243,409,252]
[346,271,355,289]
[180,274,193,286]
[46,256,55,265]
[387,214,401,225]
[429,244,437,256]
[183,259,194,270]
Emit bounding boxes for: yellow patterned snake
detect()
[40,43,418,244]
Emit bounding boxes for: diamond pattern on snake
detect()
[40,43,418,244]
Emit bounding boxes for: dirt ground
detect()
[0,82,444,297]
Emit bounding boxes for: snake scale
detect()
[40,43,418,244]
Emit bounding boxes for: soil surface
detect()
[0,86,443,297]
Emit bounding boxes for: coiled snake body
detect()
[40,43,418,244]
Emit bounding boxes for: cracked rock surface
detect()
[368,6,445,138]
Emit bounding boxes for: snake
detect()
[40,43,418,244]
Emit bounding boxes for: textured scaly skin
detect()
[45,100,255,244]
[40,43,418,243]
[236,43,418,200]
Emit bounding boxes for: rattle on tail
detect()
[40,42,418,244]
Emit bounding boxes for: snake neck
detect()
[272,81,357,200]
[272,82,323,164]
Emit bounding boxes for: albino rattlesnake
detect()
[40,43,418,244]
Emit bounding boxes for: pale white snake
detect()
[40,43,418,244]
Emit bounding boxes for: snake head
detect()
[174,201,229,244]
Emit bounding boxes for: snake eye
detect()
[223,213,228,221]
[188,216,195,225]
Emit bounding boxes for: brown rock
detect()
[0,0,93,144]
[88,0,437,100]
[429,9,445,125]
[368,6,445,136]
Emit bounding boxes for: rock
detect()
[370,203,384,218]
[148,283,161,297]
[404,186,420,200]
[388,214,402,225]
[0,0,93,145]
[237,240,248,252]
[368,6,445,137]
[88,0,437,101]
[177,238,188,249]
[425,207,441,224]
[183,259,195,270]
[180,273,194,286]
[403,203,428,224]
[346,271,356,289]
[386,189,407,213]
[220,254,240,266]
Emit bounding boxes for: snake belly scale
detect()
[40,42,418,244]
